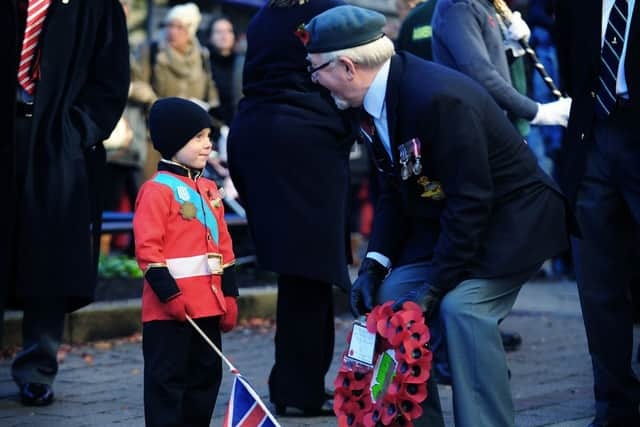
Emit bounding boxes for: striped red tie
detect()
[17,0,51,95]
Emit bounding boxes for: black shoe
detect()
[501,330,522,352]
[19,383,54,406]
[274,398,334,417]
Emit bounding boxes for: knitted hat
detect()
[304,5,386,53]
[164,2,202,37]
[148,97,213,160]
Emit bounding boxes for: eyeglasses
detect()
[307,59,333,75]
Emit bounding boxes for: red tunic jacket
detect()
[134,164,235,322]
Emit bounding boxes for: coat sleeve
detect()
[433,1,538,120]
[133,183,182,302]
[212,188,236,269]
[423,96,494,292]
[211,183,238,297]
[72,0,130,148]
[133,183,172,270]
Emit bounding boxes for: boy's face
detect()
[173,128,213,170]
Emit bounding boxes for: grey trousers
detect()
[377,262,539,427]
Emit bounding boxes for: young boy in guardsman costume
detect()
[133,97,239,427]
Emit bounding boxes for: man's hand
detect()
[506,11,531,42]
[531,97,572,127]
[164,293,189,321]
[392,283,445,322]
[350,258,388,317]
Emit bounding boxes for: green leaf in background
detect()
[98,254,143,279]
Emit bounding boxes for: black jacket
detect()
[363,53,573,292]
[555,0,640,204]
[2,0,129,311]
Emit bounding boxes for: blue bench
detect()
[101,210,255,266]
[101,211,248,232]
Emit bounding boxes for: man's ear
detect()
[339,56,357,80]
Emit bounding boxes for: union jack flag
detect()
[224,375,281,427]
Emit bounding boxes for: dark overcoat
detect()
[555,0,640,204]
[228,0,353,290]
[364,53,575,292]
[2,0,130,311]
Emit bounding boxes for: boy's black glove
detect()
[392,283,445,322]
[350,258,388,317]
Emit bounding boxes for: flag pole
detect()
[186,315,239,374]
[186,315,283,427]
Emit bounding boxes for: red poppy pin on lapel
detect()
[294,24,310,46]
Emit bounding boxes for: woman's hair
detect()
[319,36,395,68]
[164,2,202,37]
[268,0,310,7]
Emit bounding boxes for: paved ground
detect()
[1,279,639,427]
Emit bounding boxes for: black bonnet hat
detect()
[148,97,213,159]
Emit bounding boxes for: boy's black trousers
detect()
[143,317,222,427]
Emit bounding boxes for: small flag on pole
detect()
[224,375,281,427]
[185,315,282,427]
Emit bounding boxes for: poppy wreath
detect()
[334,301,432,427]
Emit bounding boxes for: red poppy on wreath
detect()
[334,301,432,427]
[294,23,310,46]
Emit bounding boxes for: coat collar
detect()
[158,159,203,181]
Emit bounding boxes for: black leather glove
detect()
[350,258,388,317]
[392,283,445,322]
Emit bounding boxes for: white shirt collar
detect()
[363,59,391,120]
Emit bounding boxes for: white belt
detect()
[166,253,223,278]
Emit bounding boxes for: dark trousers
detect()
[143,317,222,427]
[11,298,66,387]
[269,275,334,408]
[573,106,640,421]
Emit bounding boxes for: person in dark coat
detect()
[2,0,129,406]
[206,16,244,126]
[396,0,525,355]
[555,2,640,426]
[227,0,352,417]
[305,5,575,426]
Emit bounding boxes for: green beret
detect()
[305,5,386,53]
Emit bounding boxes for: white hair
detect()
[319,36,395,69]
[165,2,202,37]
